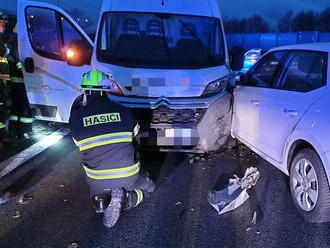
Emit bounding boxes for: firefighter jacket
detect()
[0,54,9,129]
[69,94,141,190]
[7,37,23,84]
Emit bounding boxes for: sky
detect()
[1,0,329,30]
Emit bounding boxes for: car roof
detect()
[270,42,330,53]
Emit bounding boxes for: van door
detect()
[17,0,93,123]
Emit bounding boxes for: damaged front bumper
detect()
[109,91,232,153]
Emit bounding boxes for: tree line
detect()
[224,7,330,33]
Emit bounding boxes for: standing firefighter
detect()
[6,29,33,140]
[0,13,11,147]
[69,69,155,228]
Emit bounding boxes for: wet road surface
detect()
[0,123,330,248]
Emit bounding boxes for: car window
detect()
[244,51,285,88]
[277,51,328,92]
[26,7,62,60]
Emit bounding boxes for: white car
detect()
[232,43,330,222]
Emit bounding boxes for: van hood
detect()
[97,64,229,97]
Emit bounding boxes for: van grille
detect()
[133,106,206,126]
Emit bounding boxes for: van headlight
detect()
[201,76,229,97]
[108,78,125,96]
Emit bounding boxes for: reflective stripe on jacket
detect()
[10,76,24,83]
[83,161,140,180]
[73,123,139,151]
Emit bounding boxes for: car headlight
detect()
[201,76,229,97]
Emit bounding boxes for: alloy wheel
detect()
[291,158,319,212]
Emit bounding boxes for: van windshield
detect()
[97,12,225,69]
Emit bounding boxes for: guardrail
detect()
[226,32,330,51]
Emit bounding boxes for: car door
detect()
[256,50,328,165]
[232,51,286,150]
[17,0,93,122]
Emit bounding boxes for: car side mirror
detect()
[238,73,252,86]
[66,39,92,67]
[229,46,245,71]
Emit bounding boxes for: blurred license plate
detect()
[140,128,199,146]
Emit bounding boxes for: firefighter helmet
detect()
[80,69,110,91]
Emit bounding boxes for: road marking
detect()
[0,128,70,180]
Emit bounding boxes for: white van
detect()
[17,0,233,153]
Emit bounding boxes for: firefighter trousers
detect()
[8,82,33,138]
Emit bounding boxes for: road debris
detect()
[12,211,20,218]
[207,167,260,215]
[252,211,257,225]
[18,195,33,205]
[68,242,79,248]
[175,201,182,206]
[0,192,10,205]
[188,153,209,164]
[60,184,65,188]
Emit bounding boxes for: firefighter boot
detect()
[93,194,110,214]
[103,188,124,228]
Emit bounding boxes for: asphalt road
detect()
[0,125,330,248]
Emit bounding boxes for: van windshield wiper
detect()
[179,20,216,65]
[161,18,172,64]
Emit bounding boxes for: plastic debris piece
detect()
[252,211,257,225]
[207,167,260,215]
[68,242,79,248]
[246,227,251,232]
[13,211,20,218]
[64,199,67,202]
[18,195,33,205]
[175,201,182,206]
[190,208,194,211]
[60,184,65,188]
[0,192,10,205]
[257,231,260,234]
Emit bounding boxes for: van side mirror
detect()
[66,39,92,67]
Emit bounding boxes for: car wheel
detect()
[289,148,330,223]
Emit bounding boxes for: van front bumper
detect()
[108,92,232,153]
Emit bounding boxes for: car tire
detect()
[289,148,330,223]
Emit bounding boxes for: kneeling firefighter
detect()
[69,69,155,228]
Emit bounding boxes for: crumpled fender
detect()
[196,92,232,152]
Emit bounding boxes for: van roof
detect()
[101,0,221,18]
